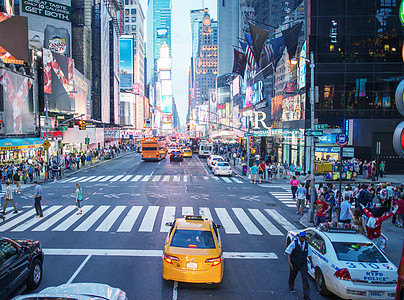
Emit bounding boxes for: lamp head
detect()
[290,57,298,65]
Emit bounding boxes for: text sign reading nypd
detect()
[336,133,348,147]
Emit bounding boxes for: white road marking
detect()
[120,175,132,181]
[32,206,76,231]
[163,175,170,182]
[131,175,142,181]
[152,175,161,181]
[89,176,104,182]
[43,248,278,259]
[53,206,94,231]
[172,281,178,300]
[138,206,159,232]
[12,206,62,232]
[141,175,151,182]
[117,206,142,232]
[199,207,212,220]
[214,208,240,234]
[99,175,114,182]
[78,176,96,183]
[232,178,243,184]
[160,206,176,232]
[110,175,124,182]
[74,206,109,231]
[173,175,180,182]
[265,209,298,232]
[203,176,209,180]
[248,209,283,236]
[66,255,92,284]
[183,175,188,182]
[232,208,262,235]
[221,177,232,183]
[181,207,193,216]
[95,206,126,232]
[59,177,78,183]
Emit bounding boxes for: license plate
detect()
[370,291,384,297]
[186,262,198,269]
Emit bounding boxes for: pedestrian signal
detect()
[79,120,86,130]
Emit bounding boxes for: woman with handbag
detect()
[75,183,83,215]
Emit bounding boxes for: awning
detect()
[0,138,45,150]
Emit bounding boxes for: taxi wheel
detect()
[315,268,330,295]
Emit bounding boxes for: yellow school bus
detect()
[141,137,167,161]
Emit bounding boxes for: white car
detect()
[286,225,397,300]
[207,155,224,169]
[213,161,232,176]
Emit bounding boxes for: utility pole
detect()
[308,51,316,223]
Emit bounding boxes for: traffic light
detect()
[78,120,86,130]
[238,137,242,143]
[187,123,190,131]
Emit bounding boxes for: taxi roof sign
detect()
[185,215,205,221]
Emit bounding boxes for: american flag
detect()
[239,41,255,69]
[263,44,274,62]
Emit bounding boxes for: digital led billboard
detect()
[161,95,172,113]
[119,37,134,89]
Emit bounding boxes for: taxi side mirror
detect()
[216,224,222,229]
[165,222,173,227]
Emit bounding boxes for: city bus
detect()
[199,142,213,158]
[141,137,167,161]
[190,137,200,153]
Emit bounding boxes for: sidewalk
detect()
[0,150,134,193]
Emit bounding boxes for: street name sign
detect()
[304,130,323,137]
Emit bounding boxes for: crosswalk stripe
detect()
[141,175,151,182]
[0,208,39,232]
[199,207,212,220]
[173,175,180,182]
[203,176,209,180]
[74,206,109,231]
[222,177,232,183]
[214,208,240,234]
[131,175,142,181]
[117,206,142,232]
[60,176,78,183]
[152,175,161,181]
[232,178,243,183]
[162,175,170,182]
[285,204,296,207]
[182,207,193,216]
[212,176,220,182]
[139,206,159,232]
[95,206,126,232]
[99,176,114,182]
[52,206,94,231]
[183,176,188,182]
[248,209,283,236]
[120,175,132,181]
[232,208,262,235]
[12,206,62,232]
[1,210,21,222]
[32,206,77,231]
[265,209,298,232]
[160,206,176,232]
[79,176,96,183]
[110,175,124,182]
[90,176,104,182]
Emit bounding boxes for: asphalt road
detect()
[2,152,340,300]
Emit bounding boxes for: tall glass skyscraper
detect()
[146,0,172,86]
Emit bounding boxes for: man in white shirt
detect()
[2,181,18,216]
[285,231,314,300]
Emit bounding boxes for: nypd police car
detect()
[286,224,397,299]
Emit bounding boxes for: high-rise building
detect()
[146,0,172,86]
[217,0,239,76]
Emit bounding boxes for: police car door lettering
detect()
[358,262,368,268]
[346,262,356,268]
[368,263,380,269]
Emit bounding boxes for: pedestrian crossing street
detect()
[0,205,298,235]
[270,188,297,208]
[57,174,244,184]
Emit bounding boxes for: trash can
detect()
[242,164,248,175]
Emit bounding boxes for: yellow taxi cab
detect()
[182,148,193,158]
[162,215,223,284]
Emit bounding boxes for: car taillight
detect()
[205,257,222,266]
[334,268,351,281]
[164,254,179,264]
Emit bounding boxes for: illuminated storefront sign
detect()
[400,0,404,25]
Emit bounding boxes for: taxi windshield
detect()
[332,242,387,263]
[170,230,215,249]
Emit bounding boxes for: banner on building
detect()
[281,22,302,61]
[232,48,247,78]
[74,68,91,120]
[22,0,71,22]
[119,37,134,89]
[248,22,269,67]
[0,14,29,63]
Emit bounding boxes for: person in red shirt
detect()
[361,203,397,252]
[396,197,404,227]
[315,195,330,226]
[290,176,300,200]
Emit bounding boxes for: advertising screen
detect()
[161,80,172,95]
[101,0,110,123]
[42,48,75,113]
[0,69,35,135]
[161,95,172,113]
[252,81,263,105]
[156,27,168,38]
[74,68,91,120]
[271,95,283,119]
[282,95,302,121]
[119,38,134,89]
[0,15,29,64]
[298,41,306,89]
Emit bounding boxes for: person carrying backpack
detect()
[357,184,372,209]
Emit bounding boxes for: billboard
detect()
[161,79,172,95]
[100,0,110,123]
[42,48,75,113]
[0,69,35,135]
[282,95,302,121]
[0,15,29,63]
[271,95,283,119]
[74,68,91,120]
[156,27,168,38]
[252,81,263,105]
[298,41,306,89]
[161,95,172,113]
[119,37,134,89]
[20,0,71,57]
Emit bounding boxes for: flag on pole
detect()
[270,35,286,70]
[248,22,269,67]
[232,48,247,78]
[239,40,255,69]
[263,44,274,62]
[281,22,303,61]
